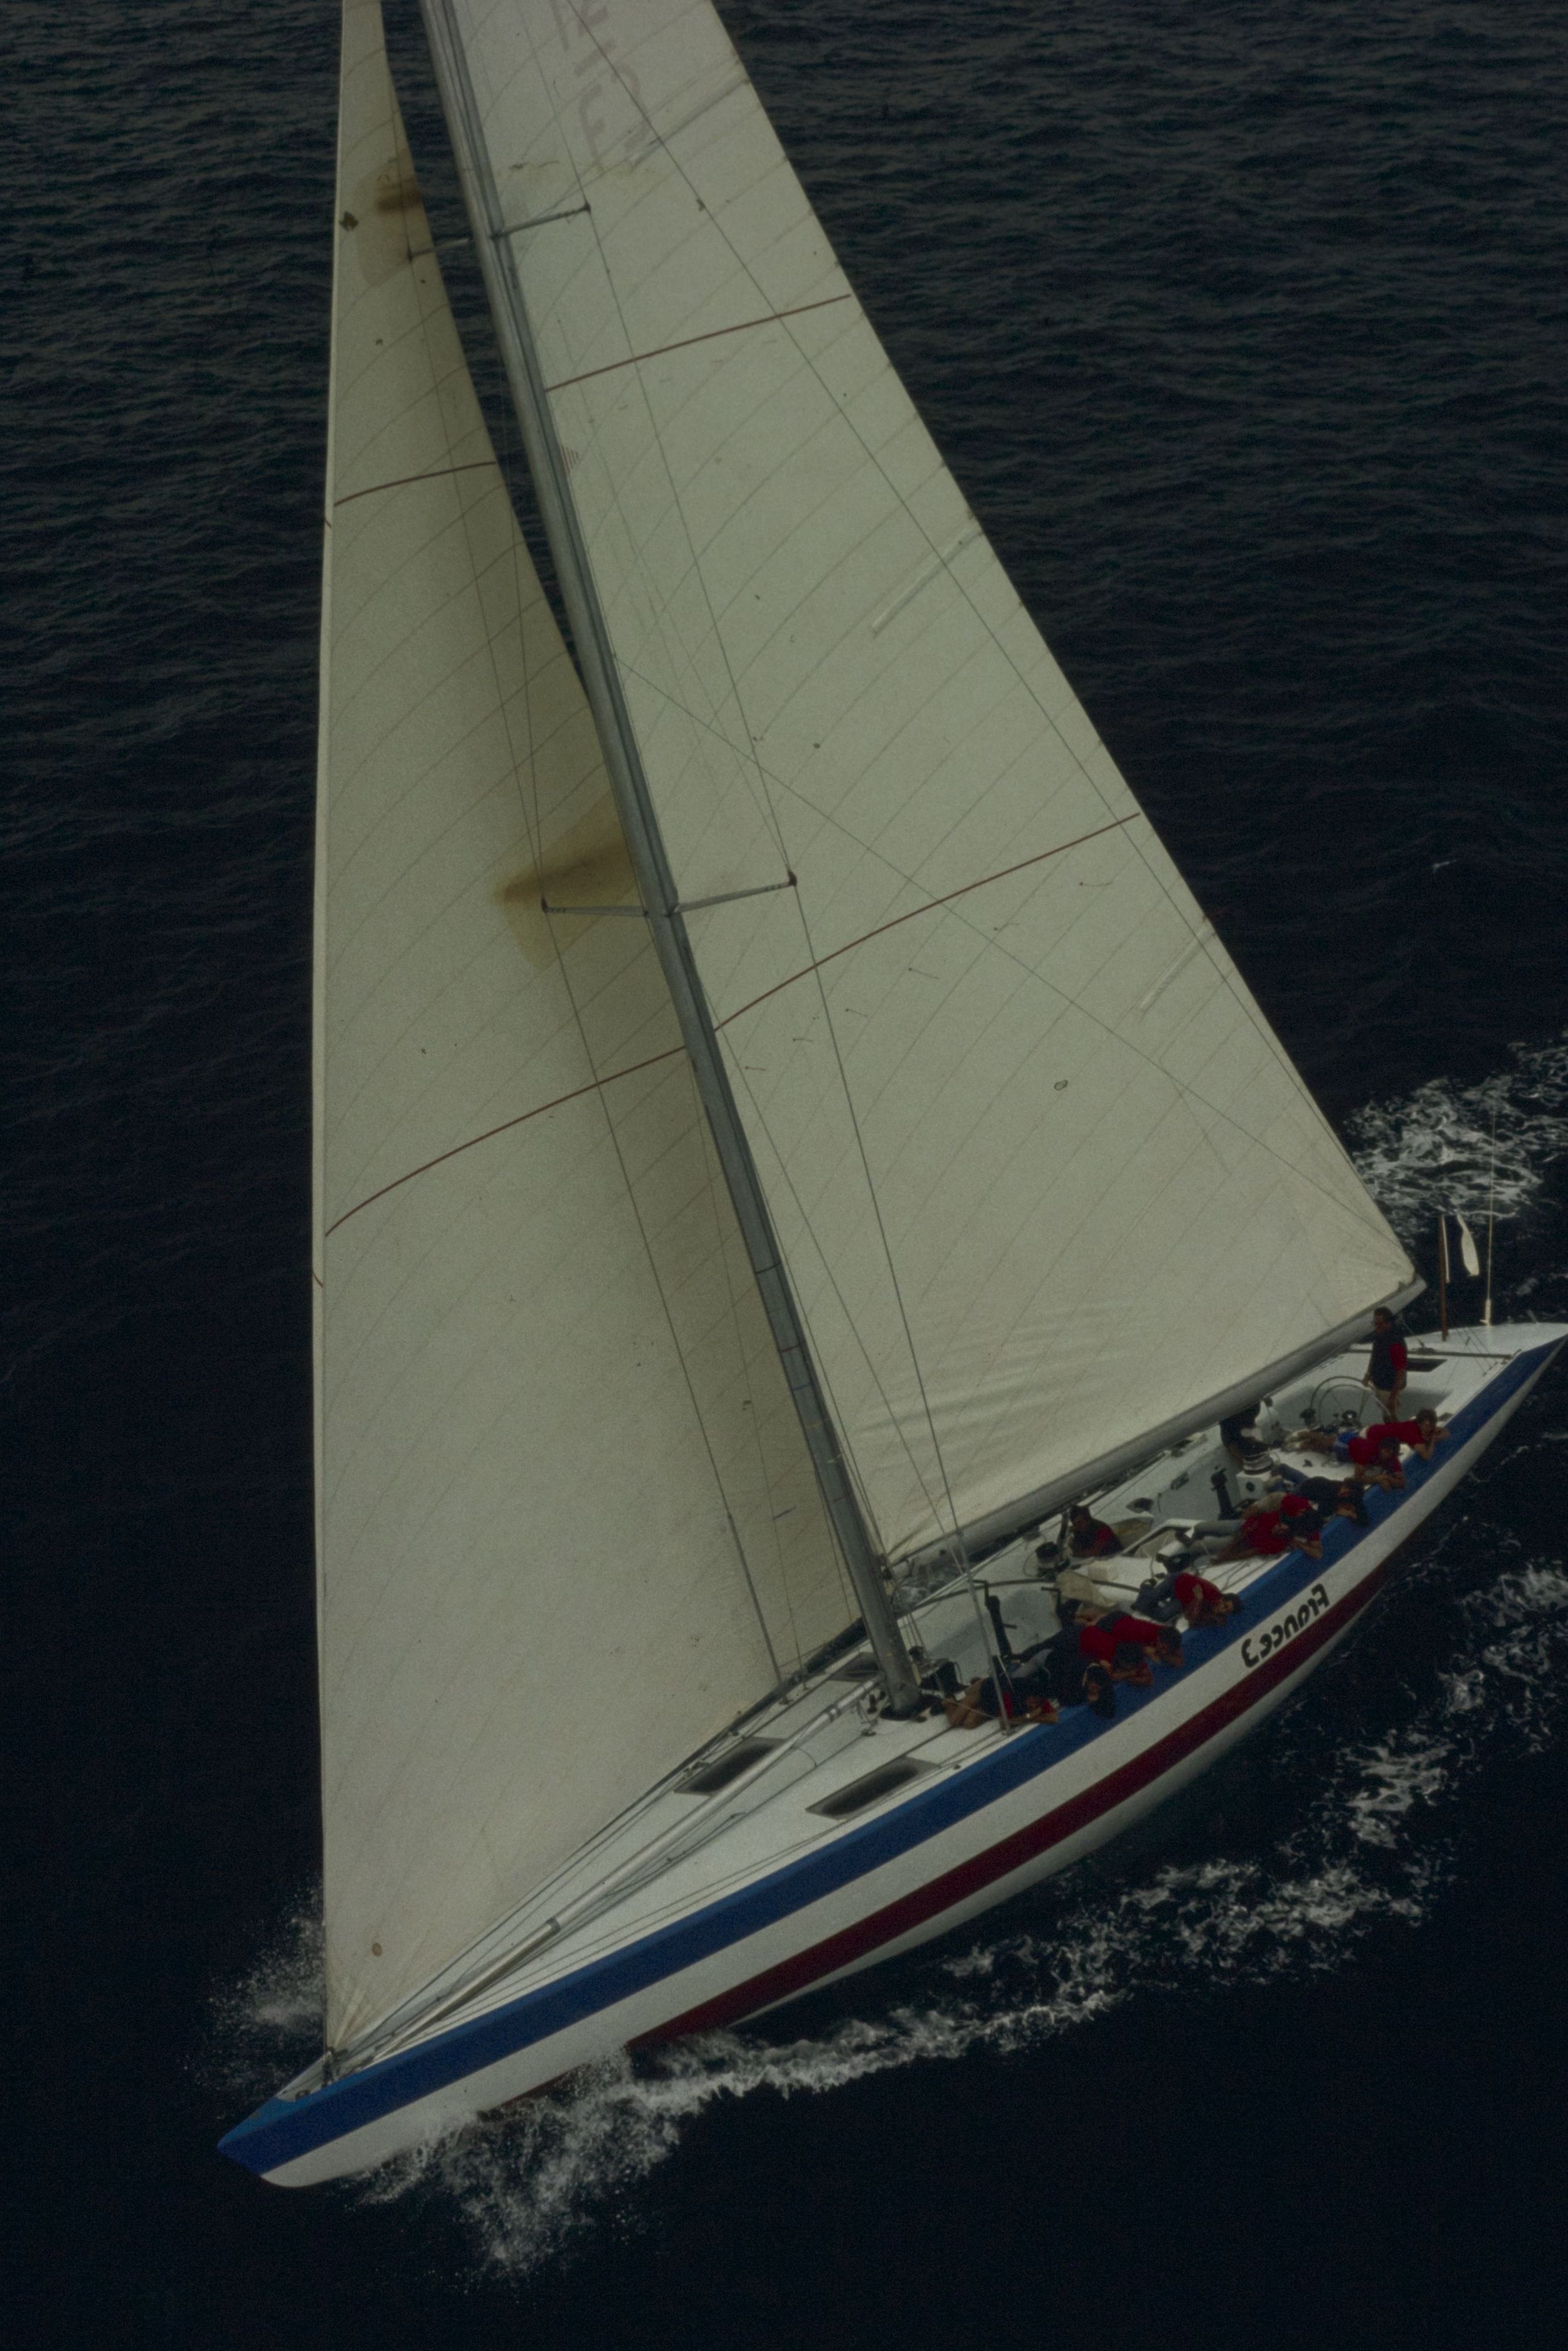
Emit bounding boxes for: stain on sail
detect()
[499,800,641,967]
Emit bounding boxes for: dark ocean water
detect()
[8,1,1568,2345]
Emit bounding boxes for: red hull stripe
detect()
[220,1335,1559,2176]
[646,1561,1387,2044]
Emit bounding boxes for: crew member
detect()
[943,1668,1060,1730]
[1333,1427,1405,1487]
[1283,1472,1369,1528]
[1365,1409,1449,1464]
[1217,1492,1322,1561]
[1076,1609,1184,1680]
[1364,1308,1408,1417]
[1173,1568,1242,1628]
[1067,1505,1123,1559]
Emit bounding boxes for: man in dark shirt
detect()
[1067,1505,1122,1558]
[1364,1308,1409,1417]
[942,1666,1060,1729]
[1285,1472,1370,1528]
[1007,1614,1118,1716]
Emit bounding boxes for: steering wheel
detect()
[1310,1374,1371,1430]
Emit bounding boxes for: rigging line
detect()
[684,1059,818,1655]
[524,727,798,1675]
[546,0,1241,1164]
[715,814,1142,1024]
[725,1051,947,1537]
[532,6,809,882]
[686,1060,817,1675]
[395,59,808,1682]
[781,852,995,1664]
[543,294,854,395]
[550,943,788,1684]
[322,816,1138,1231]
[332,456,499,507]
[799,954,978,1593]
[475,0,775,891]
[493,201,592,238]
[712,792,1398,1247]
[328,176,826,1672]
[532,12,1123,849]
[546,284,795,876]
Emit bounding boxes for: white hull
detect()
[223,1324,1561,2185]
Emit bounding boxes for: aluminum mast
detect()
[418,0,921,1715]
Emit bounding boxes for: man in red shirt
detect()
[1365,1409,1449,1463]
[1067,1505,1122,1558]
[1173,1569,1241,1628]
[1075,1609,1184,1683]
[1333,1427,1404,1487]
[1217,1490,1322,1561]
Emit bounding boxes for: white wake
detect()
[1346,1029,1568,1249]
[213,1554,1568,2276]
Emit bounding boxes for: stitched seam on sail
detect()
[336,157,830,1680]
[333,456,499,506]
[534,106,945,1544]
[323,816,1137,1233]
[429,63,822,1683]
[348,21,1404,1275]
[532,25,1401,1282]
[542,293,853,394]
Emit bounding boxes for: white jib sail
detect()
[317,0,847,2051]
[426,0,1416,1561]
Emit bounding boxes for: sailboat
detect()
[221,0,1564,2186]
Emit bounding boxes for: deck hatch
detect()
[677,1738,778,1795]
[808,1757,935,1819]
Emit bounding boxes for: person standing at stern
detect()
[1364,1308,1408,1416]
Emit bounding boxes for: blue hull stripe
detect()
[220,1339,1555,2176]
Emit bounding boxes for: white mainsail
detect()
[316,0,849,2051]
[421,0,1416,1562]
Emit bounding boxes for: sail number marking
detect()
[1241,1582,1331,1670]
